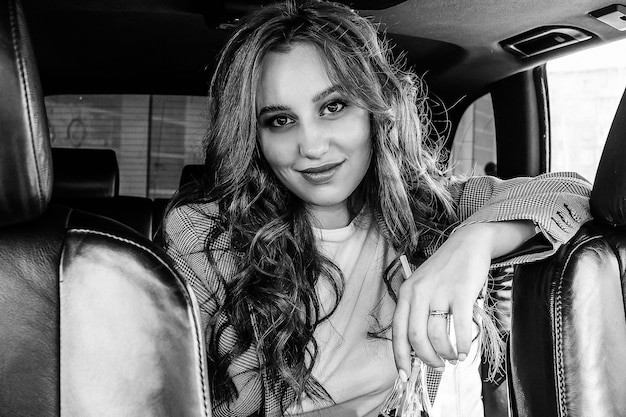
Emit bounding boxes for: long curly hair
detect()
[170,0,457,411]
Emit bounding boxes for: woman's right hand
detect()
[391,221,535,375]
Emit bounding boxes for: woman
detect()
[163,1,591,416]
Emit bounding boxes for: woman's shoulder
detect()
[163,201,223,251]
[167,201,219,222]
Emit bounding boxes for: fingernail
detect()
[399,369,408,382]
[434,366,445,373]
[458,353,467,362]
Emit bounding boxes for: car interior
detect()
[1,0,626,415]
[0,1,209,415]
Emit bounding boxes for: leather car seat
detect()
[52,147,120,199]
[179,163,205,188]
[0,0,211,415]
[51,147,155,239]
[508,88,626,416]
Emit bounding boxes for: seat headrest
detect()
[179,164,204,188]
[52,148,119,199]
[0,0,52,227]
[591,87,626,227]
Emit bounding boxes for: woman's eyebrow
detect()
[258,104,290,117]
[313,85,340,102]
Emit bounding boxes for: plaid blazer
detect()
[163,171,591,417]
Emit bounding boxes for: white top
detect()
[285,206,484,417]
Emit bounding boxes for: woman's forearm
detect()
[453,220,537,260]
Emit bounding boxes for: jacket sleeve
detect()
[449,171,592,267]
[163,204,263,417]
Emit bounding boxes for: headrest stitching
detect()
[9,0,46,212]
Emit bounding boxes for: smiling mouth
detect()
[299,162,343,184]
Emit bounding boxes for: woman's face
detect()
[256,43,372,228]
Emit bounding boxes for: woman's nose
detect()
[299,122,330,159]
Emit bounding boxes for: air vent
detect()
[501,26,593,59]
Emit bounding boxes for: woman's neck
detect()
[308,199,365,230]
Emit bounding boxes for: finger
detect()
[452,300,474,361]
[427,311,457,361]
[392,292,412,375]
[408,298,444,369]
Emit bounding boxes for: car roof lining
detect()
[21,0,626,107]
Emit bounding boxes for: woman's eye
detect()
[269,115,294,127]
[322,100,347,115]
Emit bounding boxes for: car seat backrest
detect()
[0,1,211,415]
[51,147,155,238]
[0,0,51,227]
[179,163,205,188]
[51,147,119,199]
[508,88,626,416]
[59,210,211,416]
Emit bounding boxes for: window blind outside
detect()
[45,94,206,199]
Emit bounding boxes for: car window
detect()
[450,94,497,176]
[547,39,626,183]
[45,95,207,199]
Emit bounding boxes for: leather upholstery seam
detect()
[551,274,566,416]
[67,228,211,416]
[610,241,626,317]
[552,235,603,417]
[8,0,46,210]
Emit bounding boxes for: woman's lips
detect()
[300,162,343,184]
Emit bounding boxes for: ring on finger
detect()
[429,310,450,318]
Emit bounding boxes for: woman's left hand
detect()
[391,221,535,375]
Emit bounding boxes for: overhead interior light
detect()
[590,4,626,31]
